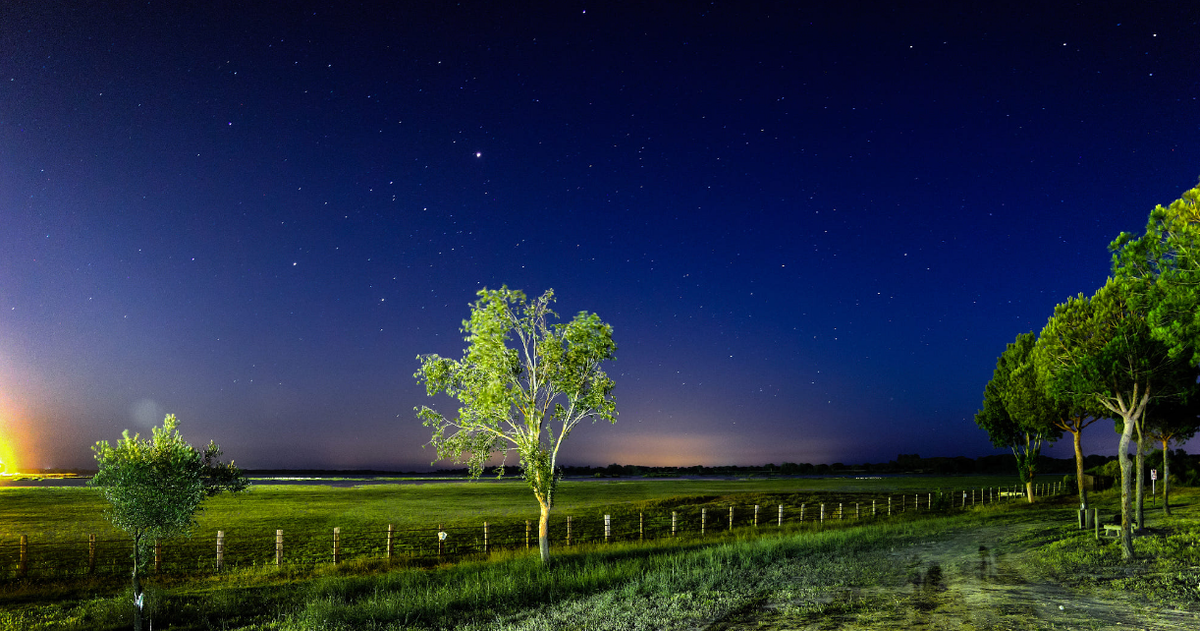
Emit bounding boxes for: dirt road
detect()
[717,523,1200,630]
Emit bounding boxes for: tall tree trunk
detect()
[1162,438,1172,515]
[1135,423,1146,531]
[1025,480,1034,503]
[1072,429,1087,509]
[132,534,144,631]
[537,498,551,564]
[1117,414,1136,559]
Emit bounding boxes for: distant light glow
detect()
[0,426,19,476]
[0,363,30,475]
[581,431,839,468]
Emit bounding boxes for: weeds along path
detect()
[716,510,1200,630]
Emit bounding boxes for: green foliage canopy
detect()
[415,287,617,483]
[975,332,1061,492]
[91,415,245,548]
[90,414,244,629]
[1111,182,1200,365]
[415,287,616,562]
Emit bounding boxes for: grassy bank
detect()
[0,476,1024,576]
[13,477,1171,630]
[1,510,948,630]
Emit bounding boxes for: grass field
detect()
[0,475,1028,574]
[0,474,1029,534]
[6,475,1187,630]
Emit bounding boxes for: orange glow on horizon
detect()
[0,386,30,476]
[582,431,840,468]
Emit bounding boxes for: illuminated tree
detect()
[975,332,1061,502]
[415,287,617,564]
[90,415,244,631]
[1110,181,1200,522]
[1111,182,1200,364]
[1009,339,1103,508]
[1034,279,1183,558]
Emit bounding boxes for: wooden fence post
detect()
[277,529,284,566]
[566,516,571,547]
[729,505,734,531]
[89,534,96,574]
[333,527,340,564]
[483,522,489,554]
[526,520,531,549]
[928,493,932,510]
[800,503,805,522]
[838,503,843,520]
[778,504,783,527]
[701,508,707,535]
[18,535,27,577]
[754,504,759,527]
[154,540,161,573]
[386,524,393,559]
[872,499,876,517]
[604,515,610,543]
[640,513,644,540]
[888,496,892,516]
[216,531,224,571]
[438,524,444,558]
[820,503,825,523]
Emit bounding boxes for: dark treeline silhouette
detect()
[434,453,1166,479]
[46,451,1200,483]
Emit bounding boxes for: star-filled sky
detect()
[2,1,1199,471]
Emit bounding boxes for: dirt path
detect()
[717,522,1200,630]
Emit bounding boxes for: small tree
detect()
[90,415,244,631]
[975,332,1061,501]
[1015,309,1107,509]
[415,287,617,563]
[1145,394,1200,515]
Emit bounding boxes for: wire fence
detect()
[0,482,1060,579]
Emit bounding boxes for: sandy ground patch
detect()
[714,524,1200,630]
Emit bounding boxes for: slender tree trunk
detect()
[1135,424,1146,531]
[537,498,550,564]
[1117,414,1136,559]
[1162,438,1172,516]
[132,534,144,631]
[1072,429,1087,509]
[1025,480,1034,503]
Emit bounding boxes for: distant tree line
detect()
[431,452,1152,478]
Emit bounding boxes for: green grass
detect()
[284,519,931,631]
[0,475,1025,575]
[0,474,1030,535]
[1,512,942,630]
[1024,487,1200,608]
[5,475,1098,630]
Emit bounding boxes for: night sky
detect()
[3,2,1199,471]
